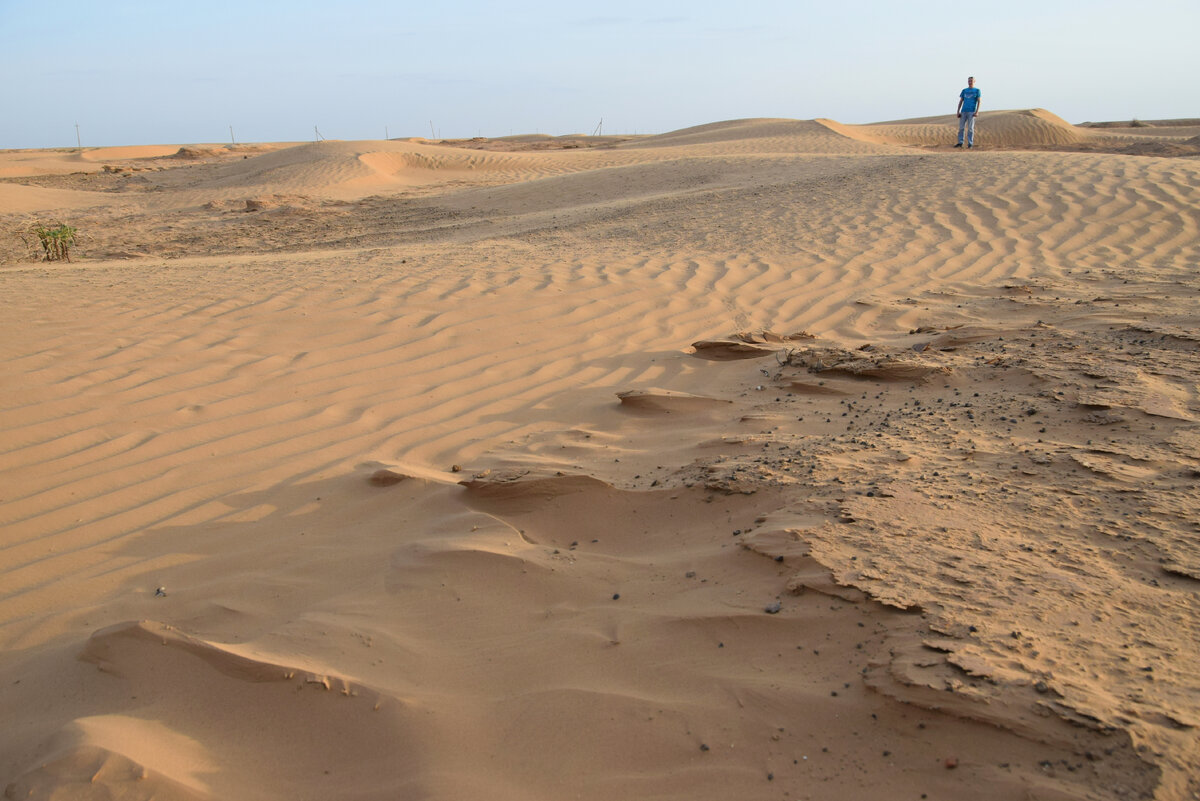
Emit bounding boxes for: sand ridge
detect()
[2,111,1199,800]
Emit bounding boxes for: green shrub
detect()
[32,222,76,262]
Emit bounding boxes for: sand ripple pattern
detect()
[3,152,1197,641]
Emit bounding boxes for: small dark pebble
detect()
[700,744,710,752]
[767,773,774,781]
[765,602,782,614]
[774,555,784,563]
[612,593,620,600]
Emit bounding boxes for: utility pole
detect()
[75,123,81,149]
[230,125,236,145]
[385,126,389,141]
[429,120,435,139]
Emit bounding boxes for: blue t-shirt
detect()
[960,87,981,113]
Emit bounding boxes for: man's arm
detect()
[957,93,964,117]
[973,91,980,115]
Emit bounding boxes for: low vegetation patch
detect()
[26,222,77,262]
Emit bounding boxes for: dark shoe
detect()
[967,144,973,149]
[954,143,962,148]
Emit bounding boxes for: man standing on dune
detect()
[956,76,981,148]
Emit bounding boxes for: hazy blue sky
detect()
[2,0,1197,148]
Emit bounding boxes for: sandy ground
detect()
[1,111,1198,801]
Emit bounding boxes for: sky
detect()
[2,0,1198,149]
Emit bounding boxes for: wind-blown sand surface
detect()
[2,112,1198,800]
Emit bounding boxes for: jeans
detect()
[957,112,977,146]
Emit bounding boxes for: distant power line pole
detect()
[75,123,81,149]
[385,126,389,141]
[429,120,435,139]
[230,125,236,145]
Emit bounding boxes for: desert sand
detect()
[1,111,1198,801]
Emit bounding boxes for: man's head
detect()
[968,77,975,86]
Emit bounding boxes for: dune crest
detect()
[615,388,735,414]
[81,619,362,688]
[3,620,424,800]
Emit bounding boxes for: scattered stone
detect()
[944,756,958,769]
[765,602,782,614]
[154,587,167,597]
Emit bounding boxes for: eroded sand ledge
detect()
[2,113,1198,800]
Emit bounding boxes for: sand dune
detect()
[2,111,1199,800]
[0,184,112,215]
[80,145,187,162]
[830,108,1088,148]
[631,117,909,155]
[160,140,564,197]
[0,152,97,180]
